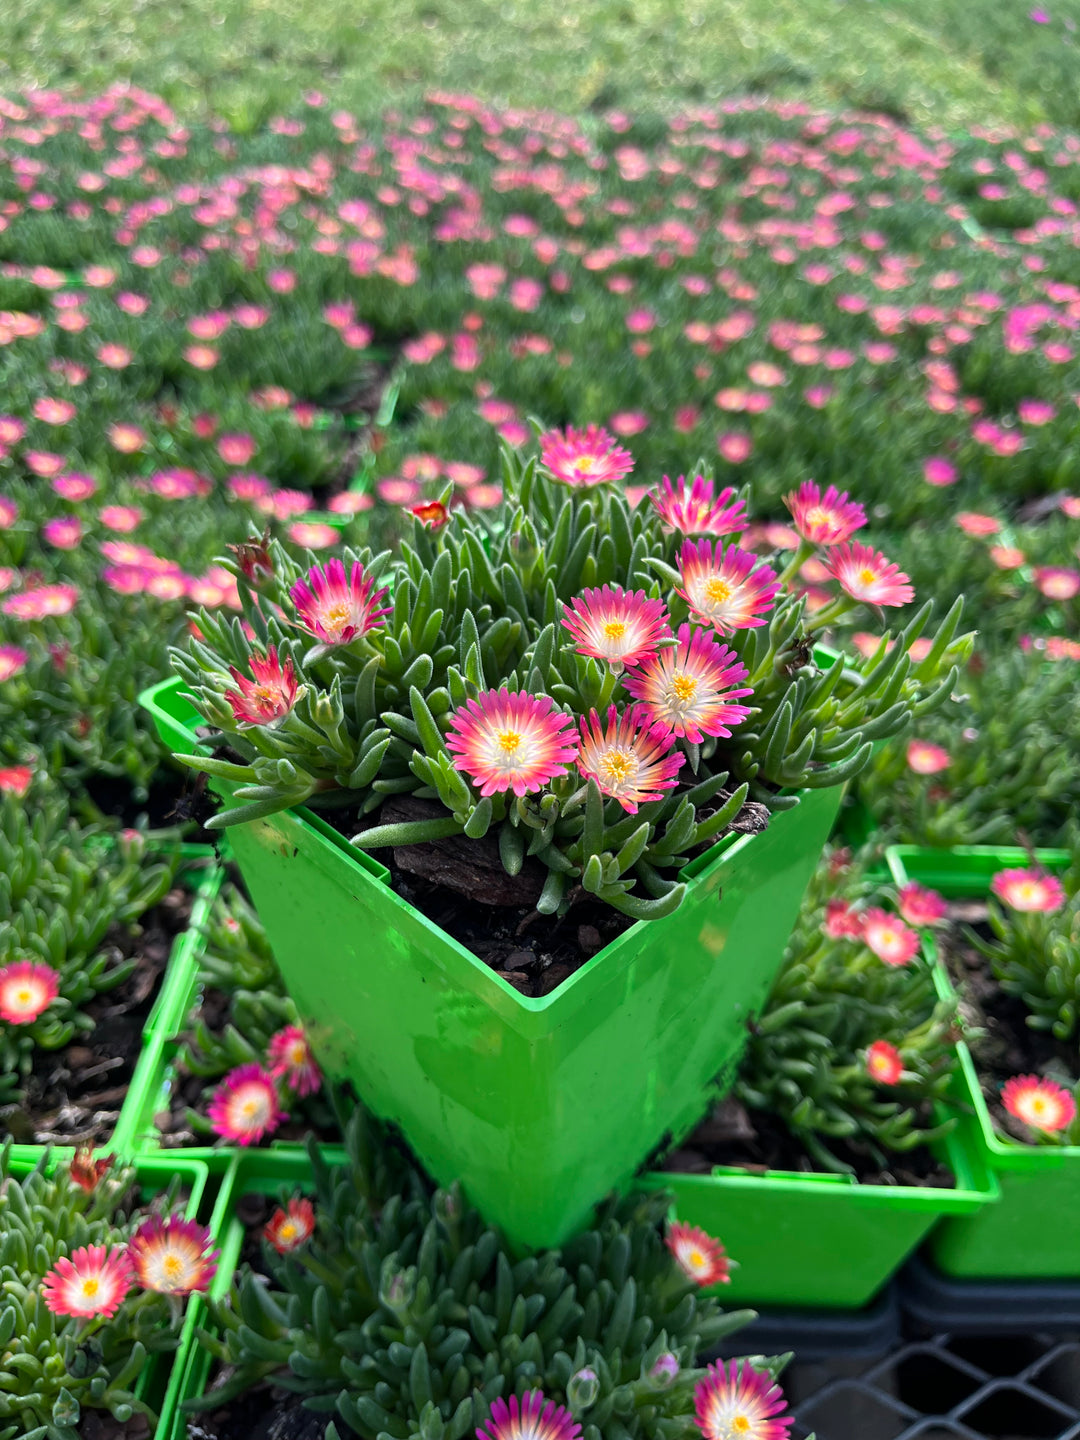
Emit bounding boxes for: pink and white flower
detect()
[862,909,920,967]
[447,689,578,798]
[1002,1075,1076,1134]
[824,543,914,608]
[265,1198,316,1254]
[2,584,79,619]
[897,883,948,927]
[665,1222,730,1286]
[42,1245,133,1320]
[0,960,60,1025]
[207,1063,286,1146]
[128,1215,219,1295]
[539,424,634,488]
[623,623,752,742]
[561,585,671,672]
[906,740,950,775]
[224,647,299,726]
[290,559,390,646]
[991,868,1066,914]
[576,705,683,813]
[649,475,748,536]
[267,1024,322,1097]
[0,645,28,682]
[693,1360,794,1440]
[677,539,780,635]
[476,1392,582,1440]
[784,481,866,546]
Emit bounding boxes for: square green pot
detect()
[5,1149,210,1440]
[141,675,843,1251]
[642,1109,996,1309]
[886,844,1080,1280]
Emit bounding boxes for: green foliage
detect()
[192,1109,756,1440]
[174,451,967,919]
[735,848,960,1172]
[0,1146,187,1440]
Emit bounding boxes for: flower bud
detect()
[227,530,275,588]
[568,1367,600,1411]
[379,1263,416,1316]
[646,1353,680,1390]
[116,828,147,863]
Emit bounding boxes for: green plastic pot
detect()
[5,1148,210,1440]
[166,1146,348,1438]
[641,1109,996,1309]
[141,675,843,1251]
[886,844,1080,1280]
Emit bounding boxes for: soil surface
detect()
[0,885,194,1146]
[662,1096,957,1188]
[81,1410,153,1440]
[941,908,1079,1144]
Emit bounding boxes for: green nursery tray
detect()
[642,1107,996,1309]
[886,844,1080,1280]
[141,674,844,1251]
[5,1149,211,1440]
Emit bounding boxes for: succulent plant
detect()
[734,848,960,1172]
[172,447,969,920]
[191,1108,759,1440]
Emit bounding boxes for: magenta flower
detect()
[476,1392,582,1440]
[897,883,948,928]
[267,1024,322,1097]
[42,1245,133,1320]
[128,1215,219,1295]
[1034,566,1080,601]
[784,480,866,546]
[224,648,299,727]
[623,623,752,742]
[676,539,781,635]
[1003,1075,1075,1133]
[991,868,1066,914]
[906,740,951,775]
[0,960,60,1024]
[448,690,577,798]
[561,585,671,671]
[824,542,914,608]
[539,424,634,487]
[3,584,79,620]
[862,908,920,967]
[290,560,391,646]
[207,1063,286,1146]
[0,645,28,682]
[666,1222,730,1286]
[694,1360,794,1440]
[649,475,748,536]
[576,705,683,813]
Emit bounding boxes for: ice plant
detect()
[693,1360,793,1440]
[1002,1075,1076,1134]
[409,499,451,528]
[265,1197,317,1254]
[907,740,951,775]
[649,475,748,536]
[784,481,866,546]
[539,424,633,487]
[991,868,1066,913]
[41,1245,133,1320]
[224,646,300,726]
[823,542,914,608]
[576,705,684,813]
[676,539,781,634]
[290,558,391,645]
[561,585,671,672]
[897,883,948,928]
[447,689,578,797]
[0,959,61,1025]
[0,644,28,681]
[128,1215,218,1296]
[267,1023,323,1096]
[866,1040,904,1085]
[477,1392,583,1440]
[665,1222,730,1286]
[862,908,920,967]
[207,1062,286,1145]
[622,623,752,742]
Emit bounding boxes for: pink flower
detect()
[0,498,17,528]
[862,908,920,967]
[676,539,780,635]
[217,433,257,466]
[716,431,753,463]
[52,473,98,502]
[1035,566,1080,600]
[906,740,951,775]
[107,423,147,453]
[208,1063,286,1145]
[866,1040,904,1085]
[824,542,914,608]
[128,1215,219,1295]
[408,500,451,529]
[42,516,82,549]
[265,1198,316,1254]
[784,481,866,546]
[665,1222,730,1286]
[99,504,143,532]
[42,1245,133,1320]
[956,512,1000,537]
[922,457,958,487]
[824,898,864,939]
[33,397,76,425]
[623,622,752,742]
[561,585,671,672]
[0,960,60,1024]
[576,705,683,813]
[3,584,79,619]
[898,883,948,927]
[1018,398,1056,425]
[991,868,1066,913]
[1002,1075,1075,1134]
[0,645,28,682]
[649,475,748,536]
[694,1360,793,1440]
[476,1393,582,1440]
[539,425,634,487]
[288,522,339,549]
[289,559,390,646]
[267,1024,322,1097]
[447,689,577,798]
[224,647,299,726]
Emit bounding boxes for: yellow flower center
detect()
[600,749,635,783]
[280,1221,298,1242]
[732,1417,751,1435]
[16,988,32,1006]
[671,673,697,702]
[858,567,878,587]
[82,1278,100,1298]
[603,620,627,641]
[289,1043,307,1064]
[705,577,733,604]
[497,729,522,757]
[1017,883,1038,903]
[242,1097,264,1119]
[1031,1096,1047,1116]
[163,1255,184,1280]
[325,601,352,631]
[574,455,597,475]
[805,505,830,528]
[689,1249,705,1269]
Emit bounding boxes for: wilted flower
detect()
[665,1221,730,1286]
[561,585,671,672]
[1002,1075,1076,1134]
[447,689,578,798]
[991,868,1066,913]
[693,1360,793,1440]
[677,539,780,635]
[227,530,275,587]
[128,1215,219,1295]
[264,1198,317,1254]
[42,1245,133,1320]
[576,705,683,813]
[69,1147,114,1193]
[539,424,634,487]
[623,623,752,742]
[207,1063,286,1145]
